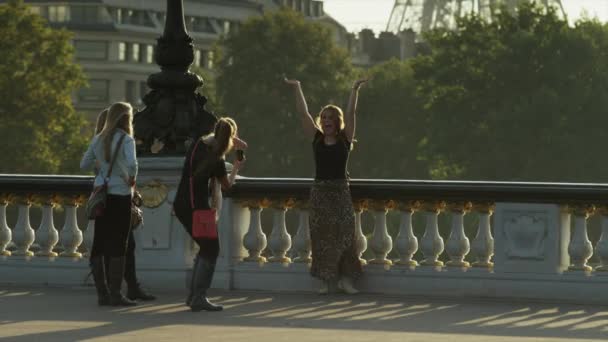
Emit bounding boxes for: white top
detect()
[80,130,138,195]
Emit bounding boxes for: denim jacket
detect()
[80,130,138,195]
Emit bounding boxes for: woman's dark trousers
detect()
[89,194,136,306]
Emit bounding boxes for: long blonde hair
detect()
[99,102,133,162]
[94,108,108,135]
[194,117,237,175]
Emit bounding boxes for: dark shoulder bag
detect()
[189,139,218,239]
[85,134,126,219]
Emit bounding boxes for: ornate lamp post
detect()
[134,0,217,155]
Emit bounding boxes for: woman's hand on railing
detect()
[150,138,164,154]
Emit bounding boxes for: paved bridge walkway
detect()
[0,285,606,341]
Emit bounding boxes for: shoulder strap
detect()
[189,139,202,209]
[106,134,126,182]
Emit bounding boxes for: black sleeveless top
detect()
[313,130,351,180]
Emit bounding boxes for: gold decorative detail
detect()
[421,201,446,213]
[473,202,495,214]
[239,198,272,209]
[352,199,369,213]
[596,206,608,216]
[271,198,296,210]
[448,201,473,214]
[369,200,395,212]
[396,200,421,212]
[139,180,169,208]
[569,204,596,218]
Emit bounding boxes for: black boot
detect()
[190,257,223,312]
[185,255,200,306]
[90,256,110,306]
[124,252,156,301]
[108,257,137,306]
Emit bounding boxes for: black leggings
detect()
[90,194,132,259]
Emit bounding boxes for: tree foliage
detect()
[0,0,88,174]
[214,9,354,177]
[412,2,608,182]
[350,59,428,179]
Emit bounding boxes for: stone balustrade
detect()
[2,173,608,304]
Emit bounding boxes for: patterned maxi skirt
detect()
[309,179,363,281]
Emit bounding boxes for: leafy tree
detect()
[215,9,354,177]
[350,59,429,179]
[0,0,88,174]
[412,2,608,182]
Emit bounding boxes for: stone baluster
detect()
[395,201,421,267]
[268,199,293,263]
[368,200,394,265]
[596,206,608,272]
[83,220,95,257]
[446,202,473,269]
[59,196,84,258]
[0,195,12,256]
[420,201,446,267]
[12,196,35,257]
[292,202,312,263]
[243,200,268,263]
[353,200,368,265]
[568,205,595,272]
[35,196,59,257]
[471,203,495,268]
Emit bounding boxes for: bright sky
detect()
[323,0,608,33]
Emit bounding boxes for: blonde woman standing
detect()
[285,77,368,294]
[173,117,247,312]
[91,109,155,303]
[81,102,138,306]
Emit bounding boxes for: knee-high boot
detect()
[185,255,201,306]
[108,256,137,306]
[189,257,223,312]
[90,256,110,306]
[124,251,156,301]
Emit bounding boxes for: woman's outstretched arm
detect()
[344,79,368,142]
[284,78,318,138]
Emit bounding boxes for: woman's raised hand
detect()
[352,78,369,90]
[284,77,300,86]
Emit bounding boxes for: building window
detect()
[28,6,42,16]
[194,50,201,67]
[78,80,109,102]
[146,45,154,64]
[118,42,126,61]
[131,43,140,62]
[126,80,137,104]
[206,51,214,69]
[74,41,108,60]
[48,5,69,23]
[223,21,231,34]
[70,5,101,24]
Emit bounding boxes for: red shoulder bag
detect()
[189,140,218,239]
